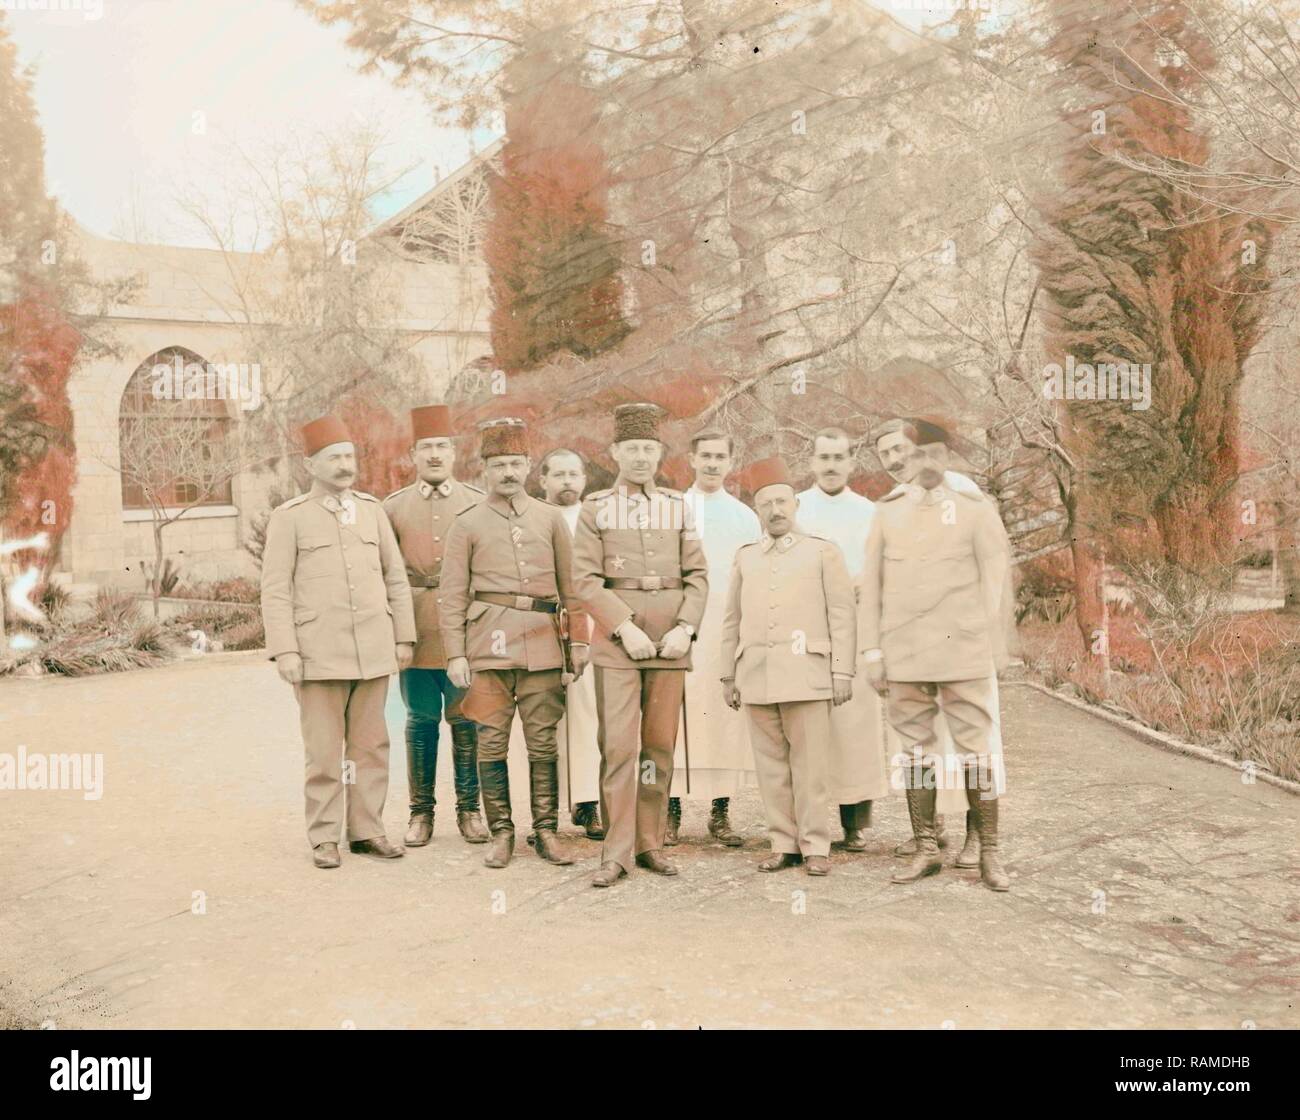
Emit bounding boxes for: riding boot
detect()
[893,814,948,857]
[528,758,574,866]
[954,809,981,868]
[665,797,682,846]
[967,785,1009,891]
[478,760,515,869]
[403,714,438,846]
[708,797,743,847]
[450,721,489,843]
[891,776,942,884]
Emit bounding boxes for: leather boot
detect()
[968,789,1009,891]
[404,714,438,845]
[527,758,574,865]
[665,797,682,847]
[954,809,981,869]
[893,814,948,857]
[451,721,489,844]
[573,801,605,840]
[478,760,514,869]
[891,780,942,883]
[839,801,871,852]
[708,797,743,847]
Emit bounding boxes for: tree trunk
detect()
[1070,532,1104,654]
[1275,499,1300,612]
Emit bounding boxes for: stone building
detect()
[58,146,496,590]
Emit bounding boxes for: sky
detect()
[5,0,1000,251]
[6,0,487,248]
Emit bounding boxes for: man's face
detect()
[755,485,797,538]
[876,430,922,484]
[913,442,948,489]
[541,452,585,506]
[412,436,454,484]
[610,439,662,486]
[484,454,530,498]
[810,436,852,494]
[306,442,356,491]
[689,438,732,492]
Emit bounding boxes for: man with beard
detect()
[261,415,416,869]
[794,427,890,851]
[383,405,488,848]
[720,457,855,876]
[666,429,761,847]
[439,419,588,870]
[860,419,1013,891]
[572,403,709,888]
[538,447,604,840]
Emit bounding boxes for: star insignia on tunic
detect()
[611,555,626,571]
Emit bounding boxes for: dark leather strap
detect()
[603,576,683,590]
[472,591,559,614]
[408,572,440,588]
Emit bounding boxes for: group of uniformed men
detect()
[260,401,1013,891]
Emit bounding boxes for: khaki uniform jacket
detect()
[438,491,588,671]
[859,484,1010,682]
[572,480,709,670]
[261,489,417,681]
[383,477,484,668]
[720,531,856,705]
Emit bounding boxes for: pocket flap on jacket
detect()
[299,536,333,552]
[293,608,319,625]
[805,637,832,654]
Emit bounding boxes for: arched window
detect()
[119,347,236,510]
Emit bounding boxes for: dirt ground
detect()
[2,652,1297,1029]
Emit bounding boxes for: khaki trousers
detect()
[886,679,999,794]
[467,668,565,761]
[295,676,391,848]
[745,699,831,857]
[594,666,685,871]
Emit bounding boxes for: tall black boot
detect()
[708,797,743,847]
[665,797,682,846]
[478,760,514,869]
[839,800,872,852]
[450,720,488,844]
[528,758,574,866]
[403,715,438,847]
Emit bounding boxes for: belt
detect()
[603,576,683,591]
[472,591,559,614]
[408,573,440,588]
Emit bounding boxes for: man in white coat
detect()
[667,430,762,846]
[539,448,605,840]
[794,427,890,851]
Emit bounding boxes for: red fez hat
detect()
[300,415,352,457]
[478,417,529,459]
[613,402,664,442]
[748,456,794,497]
[410,404,454,441]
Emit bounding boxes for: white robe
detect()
[671,485,762,799]
[795,485,890,805]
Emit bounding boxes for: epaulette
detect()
[462,482,486,496]
[585,488,613,501]
[354,490,380,503]
[657,487,683,499]
[275,493,311,511]
[879,486,912,502]
[953,487,986,502]
[383,484,414,503]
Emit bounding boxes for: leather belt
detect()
[408,573,440,588]
[473,591,559,614]
[603,576,682,591]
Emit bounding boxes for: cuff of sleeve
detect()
[862,648,883,663]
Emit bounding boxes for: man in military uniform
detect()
[720,457,855,876]
[383,404,488,848]
[860,422,1013,891]
[439,418,588,869]
[795,427,890,851]
[572,402,709,888]
[261,415,417,869]
[538,447,604,840]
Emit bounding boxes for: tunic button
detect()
[434,536,440,542]
[349,585,355,591]
[647,551,654,556]
[352,606,358,612]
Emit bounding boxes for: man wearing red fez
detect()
[438,418,590,870]
[719,457,856,876]
[572,402,709,888]
[383,404,489,848]
[260,415,417,869]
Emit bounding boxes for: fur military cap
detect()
[613,402,664,443]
